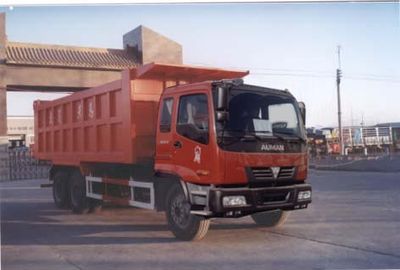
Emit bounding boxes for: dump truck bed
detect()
[33,63,248,166]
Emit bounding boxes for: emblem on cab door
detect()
[194,146,201,164]
[271,167,280,179]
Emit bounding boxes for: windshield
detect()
[222,89,302,138]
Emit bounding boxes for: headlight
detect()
[222,195,247,207]
[297,190,311,201]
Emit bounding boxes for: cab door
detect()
[171,91,217,184]
[155,96,176,174]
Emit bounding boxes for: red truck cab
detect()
[155,78,311,224]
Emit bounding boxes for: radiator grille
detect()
[251,167,295,180]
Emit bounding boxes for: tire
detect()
[69,170,91,214]
[251,210,290,227]
[89,199,103,214]
[52,171,70,209]
[165,185,210,241]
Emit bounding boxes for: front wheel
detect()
[165,185,210,241]
[251,210,290,227]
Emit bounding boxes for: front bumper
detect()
[208,184,312,217]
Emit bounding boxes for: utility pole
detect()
[336,45,344,156]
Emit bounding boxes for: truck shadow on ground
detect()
[0,201,263,246]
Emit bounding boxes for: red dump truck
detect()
[34,63,311,240]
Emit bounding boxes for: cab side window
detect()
[160,98,173,133]
[177,94,209,144]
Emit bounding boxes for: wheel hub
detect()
[171,194,191,229]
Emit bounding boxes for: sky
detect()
[1,3,399,127]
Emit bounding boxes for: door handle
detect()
[173,141,182,149]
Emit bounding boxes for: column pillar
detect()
[0,66,9,181]
[0,68,6,136]
[0,13,9,181]
[0,13,6,136]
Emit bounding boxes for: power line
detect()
[187,62,400,83]
[248,72,400,83]
[345,72,399,80]
[344,76,400,83]
[250,72,334,79]
[187,62,334,75]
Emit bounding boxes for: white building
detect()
[7,116,34,147]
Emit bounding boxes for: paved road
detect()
[310,155,400,172]
[1,170,400,270]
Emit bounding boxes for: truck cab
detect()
[155,78,311,239]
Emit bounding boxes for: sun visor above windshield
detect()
[131,62,249,83]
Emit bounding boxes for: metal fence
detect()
[8,147,50,180]
[0,137,9,181]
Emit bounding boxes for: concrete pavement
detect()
[1,170,400,270]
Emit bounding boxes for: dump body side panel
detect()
[33,71,135,165]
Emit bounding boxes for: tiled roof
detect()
[5,42,137,70]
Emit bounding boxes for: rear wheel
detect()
[52,171,70,209]
[166,185,210,241]
[89,199,103,213]
[251,210,290,227]
[70,170,91,214]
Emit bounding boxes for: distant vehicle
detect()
[33,63,311,240]
[307,133,328,157]
[319,128,340,154]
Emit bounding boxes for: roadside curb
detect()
[310,158,400,173]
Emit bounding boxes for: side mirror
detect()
[217,86,228,111]
[216,111,229,122]
[216,86,229,122]
[298,101,306,125]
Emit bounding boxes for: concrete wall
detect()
[7,116,34,136]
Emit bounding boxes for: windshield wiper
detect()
[237,130,289,142]
[240,132,267,142]
[218,130,269,145]
[273,131,306,142]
